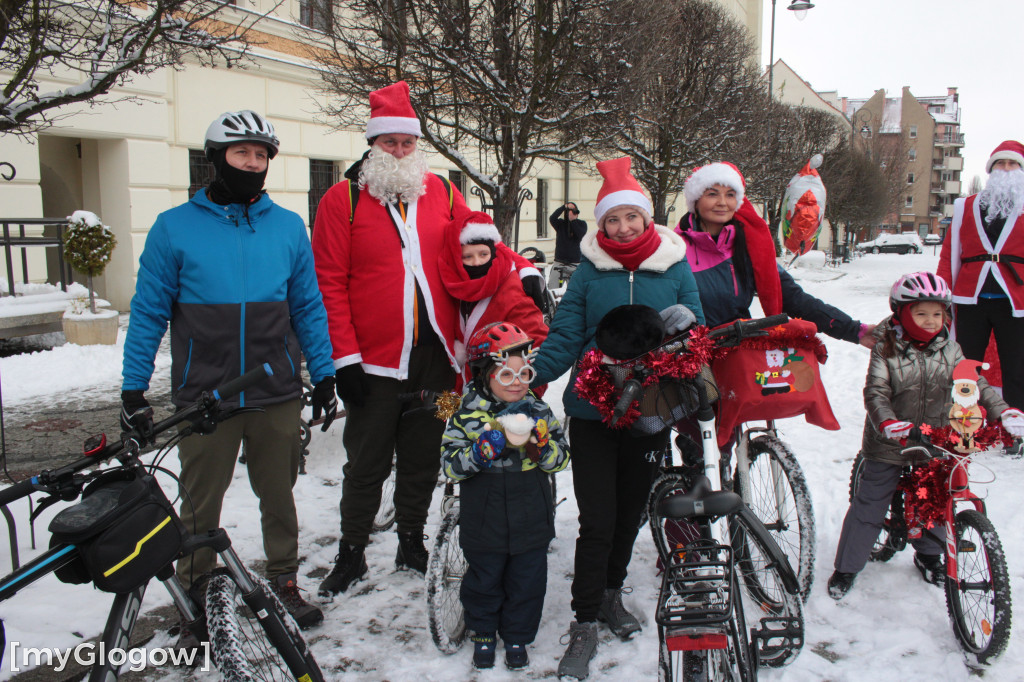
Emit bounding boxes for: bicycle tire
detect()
[737,435,815,602]
[729,508,803,668]
[649,471,701,564]
[848,454,905,562]
[372,465,397,533]
[206,573,324,682]
[945,509,1012,664]
[427,505,468,654]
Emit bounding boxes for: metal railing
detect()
[1,218,72,297]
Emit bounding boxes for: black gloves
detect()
[335,365,369,408]
[520,274,548,314]
[120,390,155,445]
[311,376,338,431]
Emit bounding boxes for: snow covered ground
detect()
[2,251,1023,681]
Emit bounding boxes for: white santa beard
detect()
[359,147,429,205]
[952,388,979,408]
[979,169,1024,223]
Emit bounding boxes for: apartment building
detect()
[840,86,963,239]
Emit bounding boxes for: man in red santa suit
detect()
[313,81,517,596]
[938,140,1024,410]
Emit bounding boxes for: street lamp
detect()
[767,1,817,101]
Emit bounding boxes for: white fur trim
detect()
[986,150,1024,173]
[684,164,745,207]
[519,266,542,280]
[460,222,502,244]
[581,224,687,272]
[594,190,652,225]
[366,116,422,140]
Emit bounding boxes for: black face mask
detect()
[208,148,268,205]
[462,240,496,279]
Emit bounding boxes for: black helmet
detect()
[595,305,666,361]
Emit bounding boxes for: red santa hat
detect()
[365,81,423,140]
[684,161,746,208]
[985,140,1024,173]
[952,359,990,385]
[456,211,502,245]
[594,157,653,226]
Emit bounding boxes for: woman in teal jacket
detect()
[532,157,703,680]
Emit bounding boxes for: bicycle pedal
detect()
[752,616,803,656]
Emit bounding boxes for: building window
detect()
[300,0,332,31]
[905,196,914,209]
[906,172,915,185]
[536,179,548,239]
[188,150,216,199]
[448,169,466,195]
[309,159,339,229]
[909,148,917,161]
[909,125,917,139]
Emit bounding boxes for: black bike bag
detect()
[48,468,186,593]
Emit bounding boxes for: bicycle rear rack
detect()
[656,542,734,630]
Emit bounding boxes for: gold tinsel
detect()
[433,390,462,422]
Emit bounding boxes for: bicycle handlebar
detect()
[0,363,274,506]
[397,389,441,404]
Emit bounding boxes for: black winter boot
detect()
[471,633,497,669]
[914,552,945,586]
[396,530,429,574]
[827,570,857,600]
[271,573,324,629]
[318,542,368,598]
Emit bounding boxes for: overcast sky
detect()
[761,0,1022,189]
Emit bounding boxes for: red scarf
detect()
[438,240,515,302]
[898,306,941,347]
[732,198,783,316]
[596,224,661,271]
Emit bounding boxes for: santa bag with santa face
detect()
[712,318,839,446]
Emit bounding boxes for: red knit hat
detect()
[684,162,746,208]
[952,359,990,385]
[594,157,653,226]
[365,81,422,140]
[985,140,1024,173]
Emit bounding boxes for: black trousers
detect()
[954,297,1024,409]
[568,418,666,622]
[339,344,456,546]
[461,546,548,644]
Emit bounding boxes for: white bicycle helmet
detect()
[889,271,952,312]
[204,110,280,160]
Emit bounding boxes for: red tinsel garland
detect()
[919,422,1015,451]
[721,325,830,364]
[573,325,722,429]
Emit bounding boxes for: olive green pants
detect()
[175,399,302,588]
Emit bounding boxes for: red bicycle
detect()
[849,428,1015,664]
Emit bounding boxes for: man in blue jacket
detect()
[120,111,337,641]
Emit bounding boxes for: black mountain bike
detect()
[0,365,323,681]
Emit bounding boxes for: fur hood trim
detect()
[581,224,687,272]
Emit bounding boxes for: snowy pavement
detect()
[2,252,1023,681]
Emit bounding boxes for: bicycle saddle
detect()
[656,475,742,520]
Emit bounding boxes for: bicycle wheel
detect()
[372,464,397,533]
[945,509,1012,664]
[206,573,323,682]
[729,508,803,668]
[657,608,753,681]
[427,505,468,654]
[848,454,906,562]
[736,435,815,602]
[649,471,701,563]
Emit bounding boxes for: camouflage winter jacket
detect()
[441,383,569,553]
[861,316,1008,465]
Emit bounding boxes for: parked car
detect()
[855,233,923,254]
[923,233,943,245]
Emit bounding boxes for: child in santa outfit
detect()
[438,211,548,387]
[828,271,1024,601]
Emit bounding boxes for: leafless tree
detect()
[591,0,765,226]
[308,0,640,239]
[968,174,983,196]
[1,0,265,135]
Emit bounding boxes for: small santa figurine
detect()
[948,359,990,452]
